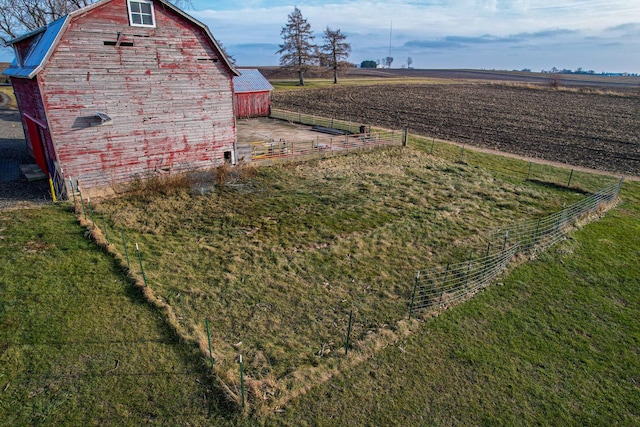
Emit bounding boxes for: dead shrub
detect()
[123,172,192,197]
[215,162,232,187]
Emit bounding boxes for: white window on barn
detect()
[128,0,156,27]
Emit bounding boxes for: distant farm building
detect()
[3,0,239,196]
[233,69,273,119]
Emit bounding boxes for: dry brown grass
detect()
[84,145,603,414]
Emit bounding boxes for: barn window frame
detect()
[127,0,156,28]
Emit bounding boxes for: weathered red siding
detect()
[234,91,271,118]
[38,0,236,190]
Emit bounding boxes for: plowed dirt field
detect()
[272,84,640,175]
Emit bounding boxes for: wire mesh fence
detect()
[410,244,520,317]
[271,108,370,134]
[409,179,623,317]
[262,108,405,162]
[58,128,624,413]
[250,128,404,161]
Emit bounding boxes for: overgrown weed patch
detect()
[93,146,606,412]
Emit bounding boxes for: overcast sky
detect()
[2,0,639,73]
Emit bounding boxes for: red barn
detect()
[3,0,239,197]
[233,69,273,119]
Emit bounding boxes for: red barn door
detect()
[25,117,48,174]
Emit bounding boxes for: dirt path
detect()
[434,136,640,182]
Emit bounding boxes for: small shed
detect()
[233,69,273,118]
[3,0,239,197]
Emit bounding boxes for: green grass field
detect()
[1,149,636,423]
[1,76,637,422]
[84,140,619,414]
[268,179,640,426]
[0,207,237,425]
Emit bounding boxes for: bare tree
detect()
[383,56,394,68]
[216,40,236,66]
[407,56,413,69]
[0,0,193,45]
[276,7,315,86]
[321,27,351,84]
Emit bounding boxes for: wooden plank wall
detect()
[235,91,271,118]
[39,0,236,190]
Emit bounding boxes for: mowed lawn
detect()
[0,206,237,425]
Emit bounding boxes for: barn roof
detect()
[234,69,274,93]
[3,16,67,78]
[2,0,238,79]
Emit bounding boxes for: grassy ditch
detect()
[268,180,640,425]
[0,206,236,425]
[90,145,615,413]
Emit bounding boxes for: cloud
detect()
[603,22,640,36]
[513,29,577,39]
[403,28,579,50]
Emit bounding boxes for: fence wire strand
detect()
[410,179,622,317]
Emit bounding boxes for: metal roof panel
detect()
[3,16,68,78]
[234,69,274,93]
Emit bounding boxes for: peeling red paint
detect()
[12,0,237,191]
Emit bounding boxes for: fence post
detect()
[534,218,541,248]
[402,127,408,147]
[526,162,532,181]
[136,243,148,287]
[459,144,465,163]
[121,231,130,268]
[439,264,450,304]
[69,178,76,206]
[206,318,215,370]
[567,169,574,188]
[617,177,624,196]
[78,187,86,220]
[502,231,509,253]
[239,355,245,409]
[430,138,435,155]
[102,217,109,244]
[465,254,473,289]
[409,271,419,319]
[48,173,57,203]
[345,310,354,356]
[87,197,94,225]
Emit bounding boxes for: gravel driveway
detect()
[0,106,51,211]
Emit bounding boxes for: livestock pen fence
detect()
[254,108,406,161]
[409,179,623,317]
[58,109,625,411]
[65,169,624,412]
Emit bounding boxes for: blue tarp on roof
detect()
[3,16,68,78]
[234,69,273,93]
